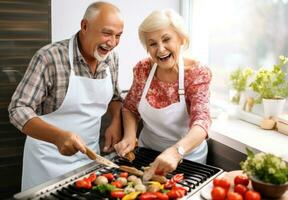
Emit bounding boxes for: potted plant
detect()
[229,67,254,104]
[249,55,288,117]
[240,148,288,198]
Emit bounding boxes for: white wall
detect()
[52,0,179,90]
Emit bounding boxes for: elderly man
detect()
[8,1,124,191]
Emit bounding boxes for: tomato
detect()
[119,172,128,178]
[170,173,184,183]
[211,186,226,200]
[102,173,114,181]
[172,185,188,193]
[213,177,222,187]
[234,184,248,197]
[85,173,96,182]
[213,177,230,191]
[139,192,158,200]
[234,175,249,186]
[167,188,186,198]
[245,190,261,200]
[155,192,169,200]
[163,180,176,189]
[75,179,92,189]
[110,190,125,198]
[111,180,122,188]
[219,178,231,190]
[227,191,243,200]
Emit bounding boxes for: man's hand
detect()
[103,124,122,152]
[55,131,87,156]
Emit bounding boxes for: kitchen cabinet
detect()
[0,0,51,198]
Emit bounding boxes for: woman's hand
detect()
[149,146,182,176]
[55,131,86,156]
[114,136,136,157]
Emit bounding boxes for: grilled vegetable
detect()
[122,191,141,200]
[95,176,108,185]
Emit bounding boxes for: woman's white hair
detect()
[138,9,189,50]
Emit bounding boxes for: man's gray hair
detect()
[83,1,120,20]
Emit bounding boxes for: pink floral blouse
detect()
[123,58,212,135]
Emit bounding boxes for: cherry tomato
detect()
[227,191,243,200]
[102,173,114,181]
[218,178,231,191]
[85,173,96,182]
[234,184,248,197]
[213,178,230,191]
[111,190,125,198]
[172,185,188,193]
[111,180,122,188]
[119,172,128,178]
[139,192,158,200]
[167,189,186,198]
[155,192,169,200]
[75,179,92,189]
[234,175,249,186]
[211,186,227,200]
[245,190,261,200]
[213,177,222,187]
[170,173,184,183]
[163,180,176,189]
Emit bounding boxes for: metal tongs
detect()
[85,146,119,168]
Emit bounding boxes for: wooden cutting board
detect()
[224,170,288,200]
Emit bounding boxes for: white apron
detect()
[21,35,113,191]
[138,57,207,163]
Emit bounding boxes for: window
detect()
[182,0,288,102]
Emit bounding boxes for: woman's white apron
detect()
[138,57,207,163]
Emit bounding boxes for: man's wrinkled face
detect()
[82,10,124,62]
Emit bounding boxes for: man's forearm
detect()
[107,100,122,125]
[22,117,66,145]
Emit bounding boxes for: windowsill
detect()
[210,113,288,162]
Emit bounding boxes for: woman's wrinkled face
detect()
[145,26,183,70]
[82,10,124,61]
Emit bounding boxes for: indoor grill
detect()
[14,147,223,200]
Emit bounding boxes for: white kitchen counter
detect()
[209,113,288,162]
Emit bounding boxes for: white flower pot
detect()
[262,98,286,118]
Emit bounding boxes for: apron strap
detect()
[68,35,76,76]
[178,50,185,102]
[140,63,157,102]
[140,54,185,103]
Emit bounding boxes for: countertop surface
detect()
[210,114,288,162]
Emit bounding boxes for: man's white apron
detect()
[22,35,113,191]
[138,57,207,163]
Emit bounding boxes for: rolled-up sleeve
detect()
[8,52,48,131]
[186,66,212,137]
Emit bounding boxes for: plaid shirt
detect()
[8,33,122,131]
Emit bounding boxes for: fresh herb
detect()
[229,67,253,104]
[240,148,288,185]
[249,55,288,103]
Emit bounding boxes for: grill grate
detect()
[14,147,223,200]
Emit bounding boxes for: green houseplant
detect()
[229,67,254,104]
[240,148,288,198]
[249,55,288,103]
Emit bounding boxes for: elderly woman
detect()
[114,9,211,175]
